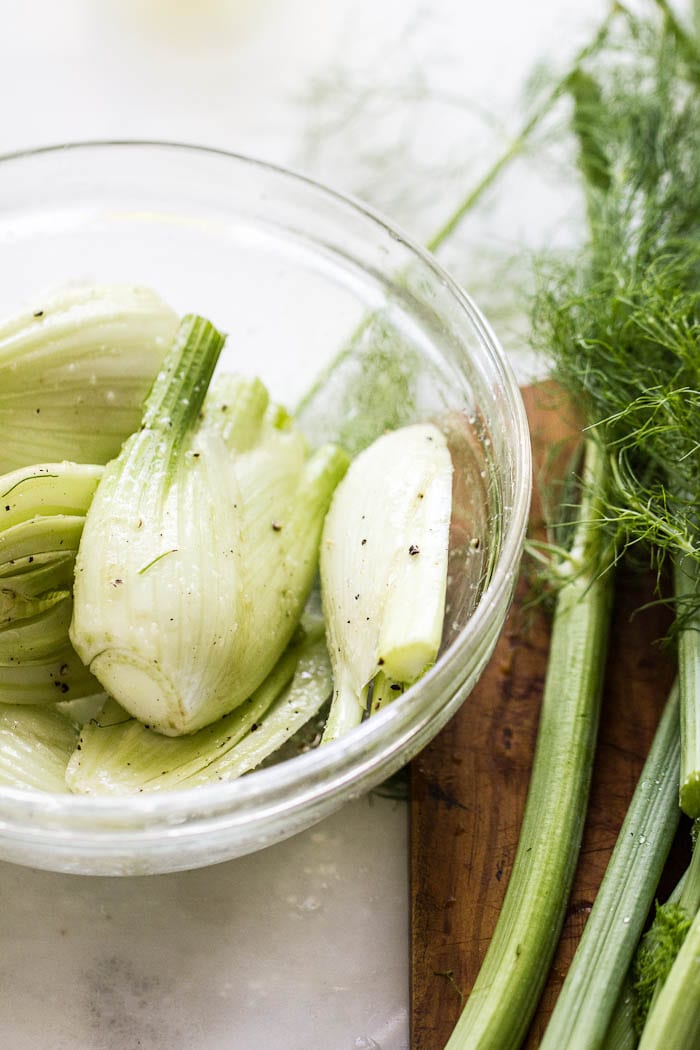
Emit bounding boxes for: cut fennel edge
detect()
[320,421,453,744]
[65,628,332,795]
[0,703,79,793]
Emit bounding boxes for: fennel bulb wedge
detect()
[0,284,178,473]
[66,628,332,794]
[0,462,105,703]
[71,319,348,735]
[0,704,78,792]
[320,422,452,743]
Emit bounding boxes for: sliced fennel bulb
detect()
[70,314,232,734]
[66,627,332,794]
[321,422,452,742]
[0,704,78,792]
[0,282,457,792]
[70,319,348,735]
[0,462,105,703]
[0,284,178,473]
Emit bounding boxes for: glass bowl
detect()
[0,142,531,875]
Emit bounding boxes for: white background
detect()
[0,1,609,1047]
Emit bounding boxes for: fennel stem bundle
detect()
[389,0,700,1046]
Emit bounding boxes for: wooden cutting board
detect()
[410,383,685,1048]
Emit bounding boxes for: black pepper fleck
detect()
[409,544,420,556]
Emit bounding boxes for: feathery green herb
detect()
[532,3,700,820]
[631,821,700,1034]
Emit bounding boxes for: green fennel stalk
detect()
[675,558,700,813]
[425,5,619,255]
[602,984,638,1050]
[447,5,700,1045]
[539,682,681,1049]
[446,437,614,1049]
[514,5,700,1045]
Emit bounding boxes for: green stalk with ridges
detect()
[539,681,681,1050]
[446,437,614,1050]
[139,314,225,462]
[674,556,700,815]
[602,984,638,1050]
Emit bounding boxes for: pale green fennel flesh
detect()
[321,422,452,743]
[66,629,332,794]
[0,284,178,473]
[70,320,348,736]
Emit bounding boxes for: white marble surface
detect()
[0,1,606,1047]
[0,797,407,1050]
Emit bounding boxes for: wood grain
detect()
[410,383,682,1049]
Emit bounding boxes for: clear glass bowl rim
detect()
[0,139,532,838]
